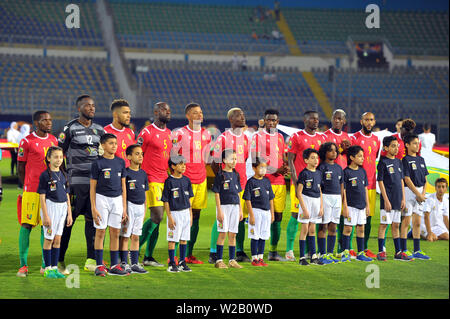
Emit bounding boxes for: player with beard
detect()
[285,110,326,261]
[208,108,251,264]
[104,99,135,167]
[172,103,212,264]
[58,95,105,273]
[344,112,380,259]
[323,109,351,169]
[16,111,58,277]
[137,102,172,267]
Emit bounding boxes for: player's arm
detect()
[400,179,406,210]
[341,183,348,218]
[319,187,324,217]
[246,200,255,225]
[423,211,436,241]
[378,180,391,212]
[404,176,425,203]
[121,177,127,223]
[444,215,449,231]
[164,201,175,230]
[39,193,51,228]
[296,183,309,219]
[58,124,72,153]
[214,193,224,223]
[365,186,370,217]
[18,161,26,188]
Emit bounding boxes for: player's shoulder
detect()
[64,118,79,131]
[103,123,113,132]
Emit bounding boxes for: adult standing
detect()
[348,112,380,258]
[208,108,251,263]
[172,103,212,264]
[58,95,105,273]
[7,122,20,176]
[137,102,172,267]
[419,122,435,153]
[16,111,58,277]
[285,110,326,261]
[251,109,289,261]
[323,109,351,169]
[103,99,135,166]
[380,118,421,159]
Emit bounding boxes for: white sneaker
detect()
[58,261,70,275]
[285,250,296,261]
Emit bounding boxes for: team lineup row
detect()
[14,96,448,278]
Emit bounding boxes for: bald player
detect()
[137,102,172,267]
[285,110,326,261]
[172,102,212,264]
[208,108,251,264]
[323,109,351,169]
[104,99,135,166]
[347,112,380,258]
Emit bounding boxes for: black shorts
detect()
[70,184,93,220]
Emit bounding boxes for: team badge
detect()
[254,189,260,197]
[411,163,417,170]
[92,128,98,135]
[50,181,57,191]
[382,216,387,222]
[318,140,321,145]
[214,143,221,152]
[218,222,223,229]
[168,231,174,239]
[59,132,66,143]
[129,182,136,190]
[351,179,357,187]
[306,181,312,188]
[47,228,52,236]
[347,216,351,222]
[104,170,110,179]
[326,173,332,180]
[127,134,132,140]
[18,147,24,157]
[137,137,144,145]
[388,167,394,174]
[374,141,377,146]
[288,140,292,149]
[173,190,179,198]
[250,228,254,235]
[224,182,229,190]
[27,214,32,220]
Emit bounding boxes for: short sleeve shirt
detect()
[297,168,322,198]
[402,155,428,187]
[212,170,242,205]
[91,157,126,197]
[125,168,149,205]
[37,170,69,203]
[343,166,368,210]
[243,177,275,211]
[377,157,404,210]
[318,162,343,195]
[161,175,194,211]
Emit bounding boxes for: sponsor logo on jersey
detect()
[59,132,66,142]
[104,171,110,179]
[351,179,357,187]
[18,147,24,157]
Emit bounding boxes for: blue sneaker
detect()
[327,253,341,264]
[341,250,351,262]
[319,255,333,265]
[356,252,373,262]
[412,250,431,260]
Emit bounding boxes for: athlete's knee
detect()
[274,212,283,223]
[192,210,201,220]
[290,212,298,220]
[21,223,33,230]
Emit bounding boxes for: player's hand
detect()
[400,199,406,211]
[239,210,243,221]
[92,208,101,226]
[416,194,426,203]
[385,201,392,212]
[66,214,73,227]
[121,212,128,224]
[301,210,310,220]
[340,139,351,153]
[271,213,275,224]
[319,207,324,217]
[168,217,176,230]
[249,214,255,226]
[366,205,370,217]
[342,207,349,219]
[43,215,51,229]
[427,232,437,242]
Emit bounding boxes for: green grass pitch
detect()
[0,158,448,299]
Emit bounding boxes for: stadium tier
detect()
[0,55,119,118]
[0,0,103,47]
[130,59,322,120]
[109,1,289,53]
[283,8,449,56]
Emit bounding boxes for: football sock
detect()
[270,221,281,251]
[209,221,219,253]
[318,237,326,255]
[250,239,258,257]
[110,250,119,267]
[168,249,175,264]
[356,236,364,253]
[179,244,187,261]
[216,244,224,261]
[327,235,336,254]
[120,250,128,263]
[43,249,52,268]
[299,240,306,258]
[394,237,401,254]
[95,249,103,266]
[307,235,316,255]
[337,216,345,253]
[401,238,408,252]
[145,223,160,258]
[258,239,265,256]
[378,238,385,253]
[236,220,246,252]
[130,250,139,265]
[19,226,31,267]
[285,216,298,252]
[51,247,60,267]
[229,246,236,260]
[40,227,45,268]
[413,238,420,252]
[364,216,372,250]
[187,217,200,257]
[342,235,350,251]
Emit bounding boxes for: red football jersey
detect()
[350,130,380,190]
[17,132,58,192]
[137,123,172,183]
[287,130,326,180]
[379,132,422,159]
[212,129,249,189]
[324,129,351,169]
[173,125,212,184]
[104,123,136,167]
[251,130,286,185]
